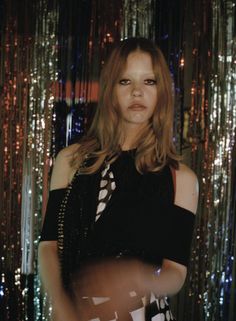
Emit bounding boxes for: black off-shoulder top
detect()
[40,150,195,287]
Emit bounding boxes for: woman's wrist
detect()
[142,266,165,298]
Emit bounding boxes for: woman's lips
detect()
[128,104,146,111]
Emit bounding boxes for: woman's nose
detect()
[131,85,143,97]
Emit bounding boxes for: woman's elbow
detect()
[162,259,187,293]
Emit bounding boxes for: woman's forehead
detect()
[119,51,156,75]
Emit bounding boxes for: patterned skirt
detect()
[77,292,176,321]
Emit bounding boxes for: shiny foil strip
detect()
[121,0,156,39]
[183,1,236,321]
[21,2,59,320]
[0,7,32,321]
[0,0,59,320]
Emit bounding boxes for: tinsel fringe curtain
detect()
[0,1,235,321]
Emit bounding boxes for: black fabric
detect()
[40,151,196,287]
[40,188,67,241]
[83,151,195,267]
[145,298,176,321]
[87,202,195,267]
[160,204,195,266]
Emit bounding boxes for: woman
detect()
[38,37,199,321]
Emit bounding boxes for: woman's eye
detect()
[119,79,130,85]
[144,79,157,85]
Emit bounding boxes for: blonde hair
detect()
[71,37,180,173]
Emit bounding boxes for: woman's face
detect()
[115,51,158,129]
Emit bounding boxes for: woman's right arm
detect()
[38,241,79,321]
[38,145,79,321]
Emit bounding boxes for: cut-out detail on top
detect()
[95,163,116,221]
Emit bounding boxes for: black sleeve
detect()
[160,204,196,266]
[40,188,67,242]
[138,203,196,267]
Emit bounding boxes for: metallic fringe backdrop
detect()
[0,1,235,321]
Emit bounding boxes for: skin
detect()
[114,50,157,150]
[115,51,158,149]
[38,50,199,320]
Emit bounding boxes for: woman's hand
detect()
[72,258,154,298]
[70,258,154,319]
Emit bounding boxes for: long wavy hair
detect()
[71,37,180,173]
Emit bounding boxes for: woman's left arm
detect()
[148,163,199,297]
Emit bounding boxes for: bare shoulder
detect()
[50,143,80,190]
[176,163,198,184]
[174,163,199,214]
[55,143,79,161]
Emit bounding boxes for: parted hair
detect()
[71,37,180,173]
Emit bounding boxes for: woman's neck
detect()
[120,123,146,151]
